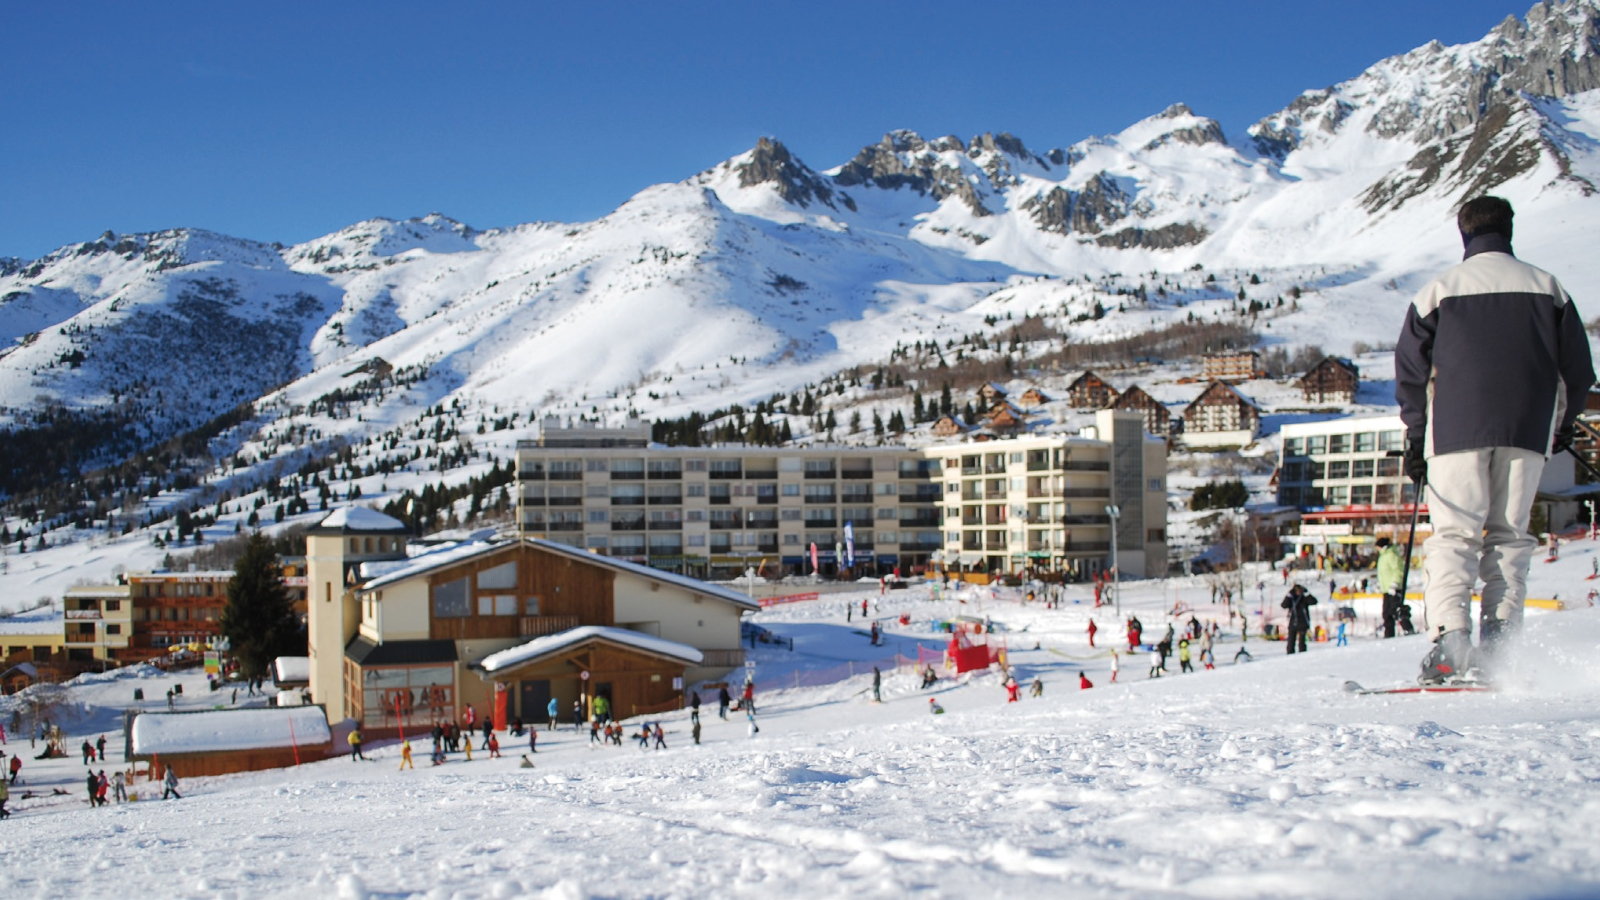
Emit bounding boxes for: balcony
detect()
[520,496,546,506]
[960,466,981,477]
[840,468,873,480]
[709,468,743,480]
[804,494,836,505]
[648,521,682,531]
[610,497,645,507]
[1064,460,1110,471]
[804,517,837,528]
[984,463,1006,475]
[611,470,645,480]
[520,615,580,637]
[646,470,682,480]
[1025,487,1061,498]
[547,496,583,506]
[699,648,746,668]
[900,514,940,528]
[611,520,647,531]
[900,541,942,552]
[709,519,742,530]
[1063,541,1112,553]
[745,470,778,480]
[518,467,545,480]
[66,609,102,620]
[65,633,100,645]
[1026,460,1053,472]
[1061,515,1111,525]
[804,470,836,480]
[647,495,683,505]
[547,470,583,481]
[756,543,780,555]
[547,522,583,532]
[1062,487,1110,498]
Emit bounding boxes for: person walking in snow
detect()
[547,697,559,731]
[1079,672,1093,690]
[161,765,180,800]
[481,718,493,750]
[80,740,93,765]
[1110,648,1120,683]
[1004,677,1020,703]
[86,771,101,807]
[1178,639,1194,674]
[1030,676,1043,698]
[689,691,701,724]
[1397,195,1594,683]
[653,723,667,750]
[742,678,756,714]
[692,719,702,745]
[348,727,366,761]
[1087,619,1098,648]
[0,773,9,819]
[8,754,19,785]
[590,720,603,746]
[399,740,414,770]
[1281,584,1317,654]
[487,733,501,758]
[95,735,106,762]
[1127,615,1143,651]
[872,666,882,703]
[718,685,731,720]
[528,727,537,754]
[1375,536,1408,639]
[1148,646,1163,679]
[112,770,126,803]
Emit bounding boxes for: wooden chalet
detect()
[977,382,1009,405]
[1299,356,1360,405]
[983,402,1027,435]
[1017,387,1052,409]
[473,626,701,722]
[1181,381,1261,447]
[931,415,968,437]
[1109,385,1172,437]
[1201,350,1264,383]
[1064,371,1116,409]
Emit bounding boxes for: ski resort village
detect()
[8,1,1600,897]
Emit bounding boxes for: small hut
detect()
[128,706,334,778]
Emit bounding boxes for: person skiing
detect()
[161,765,180,800]
[487,733,501,758]
[8,753,19,785]
[1087,619,1098,648]
[546,697,559,731]
[1079,672,1093,690]
[399,739,414,770]
[86,771,101,807]
[528,727,537,754]
[1004,677,1021,703]
[1148,646,1163,679]
[347,726,366,761]
[871,666,882,703]
[742,679,755,715]
[1178,639,1194,673]
[1336,620,1348,647]
[1109,648,1120,683]
[1127,615,1143,651]
[653,723,667,750]
[1396,195,1595,683]
[112,769,126,803]
[1281,584,1317,654]
[1375,536,1407,639]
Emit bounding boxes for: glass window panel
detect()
[478,596,494,616]
[1354,433,1376,453]
[494,595,517,616]
[524,595,541,616]
[476,561,517,589]
[433,578,469,618]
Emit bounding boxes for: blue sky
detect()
[0,0,1537,259]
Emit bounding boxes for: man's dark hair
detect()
[1458,195,1514,241]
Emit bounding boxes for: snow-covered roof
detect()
[272,656,311,684]
[315,506,410,533]
[0,606,64,636]
[130,707,332,756]
[358,536,759,612]
[477,625,703,675]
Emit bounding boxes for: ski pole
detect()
[1385,450,1425,609]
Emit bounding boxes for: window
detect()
[690,534,708,546]
[1147,529,1165,542]
[1282,437,1303,456]
[685,459,707,472]
[783,534,799,545]
[1350,485,1373,505]
[433,578,469,618]
[1329,434,1350,454]
[1308,436,1327,454]
[478,595,517,616]
[782,484,800,496]
[877,483,897,495]
[1379,430,1404,452]
[877,508,897,520]
[686,509,706,522]
[1351,459,1375,479]
[104,600,121,611]
[877,531,898,543]
[476,561,517,590]
[781,509,802,521]
[779,457,802,472]
[946,482,960,493]
[1326,461,1349,480]
[585,485,608,497]
[1377,458,1400,478]
[1148,478,1163,492]
[1354,432,1376,453]
[947,532,961,542]
[1326,485,1349,504]
[1009,452,1024,463]
[686,483,706,497]
[587,510,609,523]
[105,624,122,635]
[586,535,608,550]
[585,458,608,472]
[524,596,541,615]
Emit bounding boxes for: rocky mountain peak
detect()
[736,137,837,209]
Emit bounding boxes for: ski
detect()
[1343,680,1493,695]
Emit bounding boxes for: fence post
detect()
[793,670,799,689]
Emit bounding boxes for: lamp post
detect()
[1105,504,1121,617]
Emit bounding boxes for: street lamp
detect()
[1105,504,1121,617]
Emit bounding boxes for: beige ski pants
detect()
[1422,447,1544,636]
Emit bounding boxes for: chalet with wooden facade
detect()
[1299,356,1360,405]
[1110,385,1173,438]
[1064,371,1116,409]
[931,415,968,438]
[306,507,756,736]
[1201,350,1265,383]
[1017,387,1051,409]
[982,402,1028,435]
[977,383,1009,406]
[1180,381,1261,448]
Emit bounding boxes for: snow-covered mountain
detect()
[3,0,1600,502]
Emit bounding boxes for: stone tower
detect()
[304,507,410,721]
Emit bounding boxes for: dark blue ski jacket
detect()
[1395,233,1594,457]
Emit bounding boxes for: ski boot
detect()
[1472,618,1517,686]
[1418,629,1478,685]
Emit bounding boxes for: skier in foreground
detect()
[1395,195,1594,684]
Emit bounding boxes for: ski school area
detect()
[4,545,1600,898]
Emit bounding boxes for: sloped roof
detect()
[131,707,332,756]
[357,536,759,612]
[272,656,310,684]
[1183,380,1262,414]
[477,625,703,675]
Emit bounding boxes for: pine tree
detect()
[940,383,953,417]
[221,532,302,680]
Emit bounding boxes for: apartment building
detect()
[62,584,133,663]
[515,410,1167,580]
[1277,414,1582,548]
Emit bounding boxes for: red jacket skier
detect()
[1079,672,1093,690]
[1087,619,1098,648]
